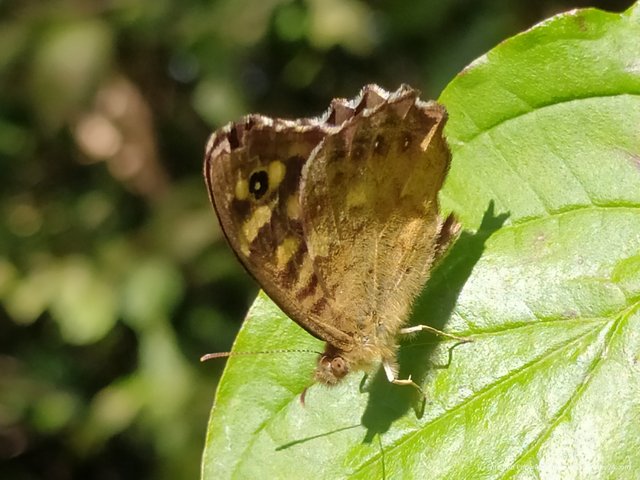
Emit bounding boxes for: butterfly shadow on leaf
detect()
[361,200,509,443]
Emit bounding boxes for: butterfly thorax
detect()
[313,307,410,385]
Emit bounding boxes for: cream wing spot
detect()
[239,240,250,257]
[286,194,301,220]
[235,179,249,200]
[297,256,315,286]
[268,160,286,189]
[243,205,272,243]
[276,236,300,268]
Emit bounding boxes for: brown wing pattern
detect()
[204,115,354,349]
[299,85,451,353]
[204,85,452,365]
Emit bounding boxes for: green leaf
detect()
[203,4,640,479]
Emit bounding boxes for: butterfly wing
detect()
[204,115,355,350]
[299,85,451,345]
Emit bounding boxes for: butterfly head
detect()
[314,344,350,385]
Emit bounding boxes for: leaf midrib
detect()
[451,93,640,147]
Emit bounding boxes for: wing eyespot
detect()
[373,134,385,154]
[401,133,412,151]
[249,170,269,200]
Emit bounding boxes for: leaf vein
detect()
[459,92,640,145]
[355,320,602,473]
[487,130,551,214]
[497,301,640,477]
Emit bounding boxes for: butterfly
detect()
[204,84,463,390]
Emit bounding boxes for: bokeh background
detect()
[0,0,632,478]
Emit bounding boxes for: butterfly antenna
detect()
[200,349,321,362]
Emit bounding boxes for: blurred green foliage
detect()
[0,0,632,478]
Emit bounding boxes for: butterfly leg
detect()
[400,324,472,343]
[359,373,369,393]
[383,361,423,393]
[434,213,461,261]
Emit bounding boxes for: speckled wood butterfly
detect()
[203,84,465,391]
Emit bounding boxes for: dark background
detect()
[0,0,631,478]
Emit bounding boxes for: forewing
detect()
[204,116,354,348]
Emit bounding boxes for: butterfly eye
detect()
[331,357,348,378]
[249,170,269,200]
